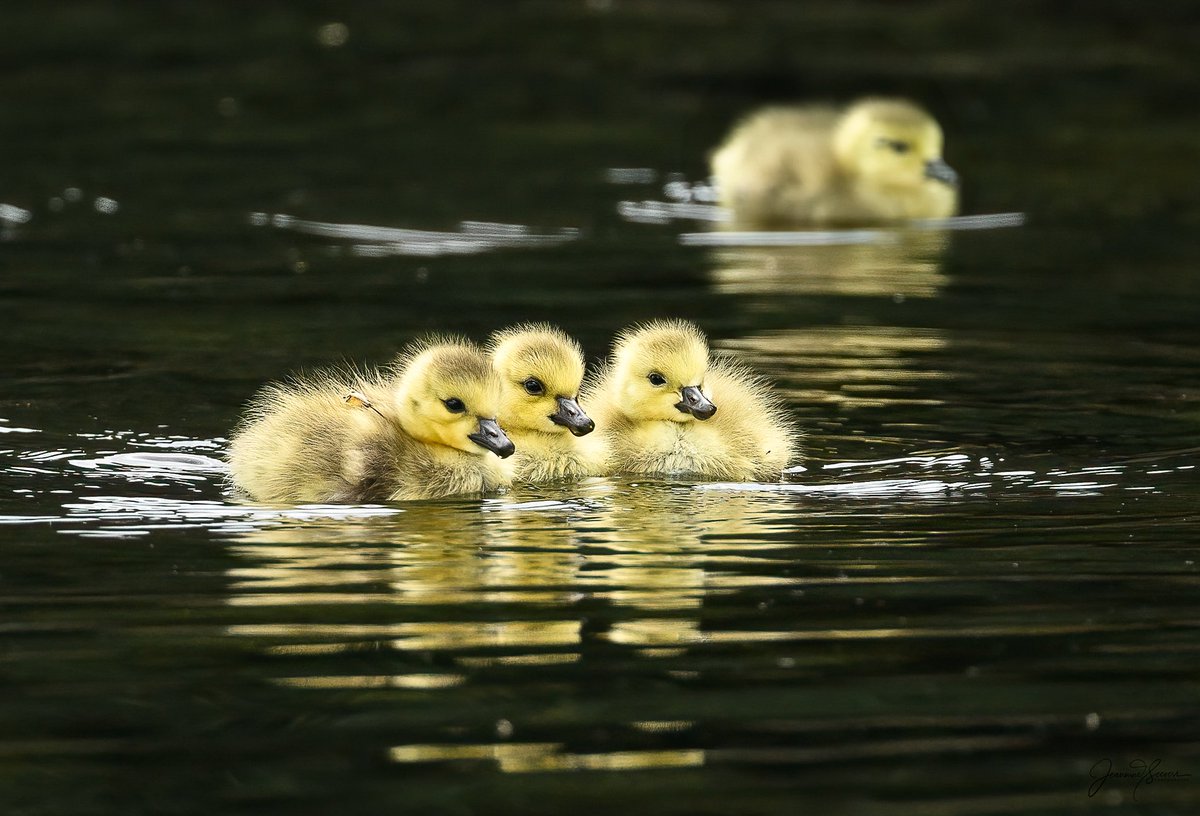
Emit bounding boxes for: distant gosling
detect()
[583,320,795,480]
[487,323,597,483]
[710,97,959,225]
[227,339,515,503]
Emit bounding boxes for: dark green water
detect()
[3,3,1199,814]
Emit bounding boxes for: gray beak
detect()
[549,396,595,437]
[924,158,959,187]
[675,385,717,420]
[468,417,515,458]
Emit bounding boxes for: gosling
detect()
[487,323,597,483]
[227,339,515,503]
[583,319,795,480]
[710,98,959,226]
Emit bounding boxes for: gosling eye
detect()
[522,377,545,396]
[648,372,668,387]
[875,137,911,154]
[442,397,466,414]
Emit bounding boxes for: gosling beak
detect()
[549,396,595,437]
[924,158,959,187]
[675,385,717,420]
[469,418,515,459]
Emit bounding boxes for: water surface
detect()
[2,3,1199,814]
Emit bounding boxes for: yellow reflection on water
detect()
[388,620,580,651]
[607,619,698,647]
[226,506,583,607]
[457,652,580,667]
[221,483,809,683]
[387,742,704,773]
[631,720,694,733]
[228,620,580,649]
[569,486,791,648]
[605,620,1159,646]
[387,508,582,606]
[274,673,465,689]
[718,326,952,409]
[708,230,949,302]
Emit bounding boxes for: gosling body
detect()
[711,98,959,226]
[227,340,514,503]
[584,320,795,481]
[487,324,597,484]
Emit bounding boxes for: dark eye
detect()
[648,372,667,386]
[522,377,545,396]
[876,137,910,154]
[442,397,466,414]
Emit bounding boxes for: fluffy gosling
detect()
[710,97,959,225]
[487,323,597,483]
[583,320,795,480]
[227,339,515,503]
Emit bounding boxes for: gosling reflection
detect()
[224,503,586,667]
[225,504,582,608]
[387,506,584,610]
[388,741,704,773]
[708,229,949,301]
[572,483,784,652]
[716,326,952,412]
[223,484,792,660]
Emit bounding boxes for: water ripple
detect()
[70,452,227,483]
[250,213,579,257]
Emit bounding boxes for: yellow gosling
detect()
[583,320,795,480]
[711,97,959,226]
[487,323,597,483]
[227,339,515,503]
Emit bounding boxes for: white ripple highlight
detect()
[59,496,401,532]
[678,212,1026,244]
[250,213,579,257]
[699,478,972,496]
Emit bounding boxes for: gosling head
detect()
[832,99,959,193]
[390,338,515,459]
[487,324,594,438]
[608,319,717,423]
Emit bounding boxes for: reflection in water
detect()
[219,482,801,768]
[250,213,579,258]
[223,483,786,641]
[714,326,952,411]
[0,418,40,434]
[0,202,34,225]
[681,212,1026,245]
[71,452,225,485]
[2,413,1197,799]
[52,497,400,537]
[207,455,1199,784]
[3,420,1198,797]
[578,485,793,650]
[707,229,950,300]
[277,673,466,689]
[616,199,729,224]
[388,742,704,773]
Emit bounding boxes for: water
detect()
[3,4,1200,814]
